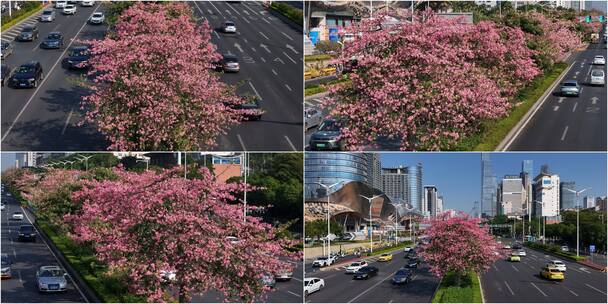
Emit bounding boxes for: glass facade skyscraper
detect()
[481,153,497,218]
[408,163,423,211]
[560,181,576,210]
[304,153,372,199]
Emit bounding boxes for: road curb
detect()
[496,60,576,151]
[305,90,331,101]
[478,273,486,303]
[22,207,101,303]
[305,74,338,87]
[1,3,49,34]
[266,5,303,33]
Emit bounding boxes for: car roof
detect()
[71,45,90,50]
[48,31,62,35]
[40,265,62,270]
[21,61,39,67]
[305,277,320,281]
[22,25,35,30]
[223,54,238,59]
[93,12,103,15]
[563,80,578,84]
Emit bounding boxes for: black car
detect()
[17,25,39,41]
[40,32,64,49]
[353,266,378,280]
[512,243,522,250]
[18,225,36,242]
[9,61,43,88]
[405,257,418,268]
[309,119,346,151]
[65,45,91,69]
[392,268,413,285]
[1,64,9,87]
[238,95,262,120]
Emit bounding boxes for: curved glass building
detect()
[305,153,372,199]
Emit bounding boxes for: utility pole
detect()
[564,188,591,257]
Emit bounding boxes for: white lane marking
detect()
[553,106,559,111]
[284,84,292,91]
[272,69,278,76]
[248,81,261,99]
[213,31,220,39]
[260,57,266,63]
[286,43,299,54]
[17,269,23,285]
[281,31,294,41]
[258,31,270,40]
[61,110,74,135]
[557,97,565,103]
[504,281,515,295]
[560,126,569,141]
[284,135,297,151]
[492,264,498,271]
[207,0,224,16]
[567,288,579,296]
[242,2,261,15]
[234,42,243,53]
[13,249,16,260]
[282,52,297,64]
[347,271,397,303]
[226,3,241,16]
[243,10,250,15]
[250,46,256,52]
[225,9,232,15]
[287,291,300,297]
[511,264,519,272]
[260,43,271,53]
[579,267,590,274]
[530,282,548,297]
[1,3,103,142]
[572,102,578,112]
[579,87,584,95]
[236,134,247,151]
[263,17,271,24]
[586,284,607,295]
[591,96,598,104]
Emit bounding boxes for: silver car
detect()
[559,80,580,96]
[590,69,605,86]
[39,10,55,22]
[36,266,68,292]
[304,108,323,130]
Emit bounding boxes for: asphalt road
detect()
[191,259,303,303]
[0,191,85,303]
[482,239,608,303]
[304,249,439,303]
[505,39,608,151]
[2,1,303,151]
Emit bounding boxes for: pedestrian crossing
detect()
[1,12,42,44]
[304,97,328,109]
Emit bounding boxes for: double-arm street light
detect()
[532,200,545,244]
[359,194,383,253]
[564,187,591,257]
[316,181,340,259]
[75,155,94,172]
[136,158,150,171]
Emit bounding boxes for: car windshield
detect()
[1,257,8,266]
[40,269,63,277]
[15,67,33,74]
[19,226,34,232]
[359,267,369,272]
[93,13,102,17]
[42,11,52,15]
[350,262,361,266]
[223,56,238,63]
[48,34,61,39]
[13,212,23,215]
[396,270,409,276]
[562,82,577,86]
[69,48,89,56]
[595,56,604,59]
[225,22,235,26]
[591,70,604,77]
[318,120,339,131]
[22,27,34,32]
[317,257,327,260]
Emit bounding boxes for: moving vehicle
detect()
[1,41,13,59]
[590,69,605,86]
[1,254,11,279]
[561,245,569,252]
[508,253,521,262]
[66,46,91,69]
[63,4,77,15]
[309,119,345,151]
[223,21,236,33]
[237,96,262,120]
[590,33,600,43]
[391,268,413,285]
[274,269,292,281]
[540,266,565,281]
[312,256,332,267]
[40,32,64,49]
[39,10,56,22]
[17,225,37,242]
[345,261,368,274]
[80,1,95,6]
[55,1,68,8]
[9,61,44,88]
[592,55,605,65]
[547,260,566,272]
[559,80,580,97]
[353,266,378,279]
[88,12,104,24]
[304,108,323,130]
[405,257,418,268]
[261,274,275,288]
[220,54,240,72]
[36,266,68,292]
[304,277,324,296]
[378,253,393,262]
[17,26,39,41]
[0,203,5,211]
[11,211,24,220]
[517,249,526,256]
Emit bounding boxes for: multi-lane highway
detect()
[0,189,86,303]
[1,1,303,151]
[304,249,440,303]
[482,239,608,303]
[504,38,607,151]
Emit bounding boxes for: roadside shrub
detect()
[315,40,342,54]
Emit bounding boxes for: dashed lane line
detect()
[530,282,548,297]
[284,135,297,151]
[560,126,569,141]
[236,134,247,151]
[347,271,397,303]
[504,281,515,296]
[585,284,607,295]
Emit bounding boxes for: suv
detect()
[9,61,43,88]
[309,119,345,150]
[17,225,36,242]
[65,46,91,69]
[312,256,331,267]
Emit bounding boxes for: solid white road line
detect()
[347,271,397,303]
[258,31,270,40]
[284,135,297,151]
[284,84,292,91]
[236,134,247,151]
[504,281,515,296]
[281,31,294,41]
[586,284,607,295]
[248,81,261,99]
[560,126,569,141]
[207,0,224,16]
[572,102,578,112]
[282,52,297,64]
[567,288,579,297]
[61,109,74,135]
[287,291,300,297]
[530,282,548,297]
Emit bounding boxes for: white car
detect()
[80,1,95,6]
[160,270,176,282]
[590,69,605,86]
[12,212,23,220]
[345,261,368,274]
[223,21,236,33]
[63,5,77,15]
[547,260,567,272]
[312,257,332,267]
[54,1,68,8]
[404,246,413,253]
[0,203,5,211]
[503,245,511,249]
[517,250,526,256]
[88,12,104,24]
[592,55,606,65]
[304,277,324,296]
[561,246,569,252]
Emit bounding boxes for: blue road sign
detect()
[590,245,596,253]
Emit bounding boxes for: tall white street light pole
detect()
[136,159,150,171]
[75,155,93,172]
[564,187,590,257]
[360,194,383,253]
[532,200,545,243]
[317,181,340,259]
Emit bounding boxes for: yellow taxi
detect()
[508,253,521,262]
[540,266,565,281]
[378,253,393,262]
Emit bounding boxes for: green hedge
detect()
[304,78,351,97]
[305,54,335,62]
[1,2,44,32]
[269,2,303,26]
[432,270,482,303]
[524,242,587,261]
[365,241,413,257]
[37,220,145,303]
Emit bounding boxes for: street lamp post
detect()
[532,200,544,243]
[360,194,383,253]
[75,155,94,172]
[316,181,340,259]
[564,187,590,257]
[136,158,150,171]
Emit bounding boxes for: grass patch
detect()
[1,3,44,32]
[454,62,567,150]
[269,2,302,26]
[305,54,335,62]
[432,270,482,303]
[524,242,587,261]
[304,78,351,97]
[365,241,413,257]
[37,220,145,303]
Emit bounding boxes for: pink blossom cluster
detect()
[418,212,503,278]
[82,2,244,151]
[528,12,584,63]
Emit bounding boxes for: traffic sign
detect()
[590,245,596,253]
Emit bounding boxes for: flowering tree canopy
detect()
[418,212,503,278]
[82,2,244,150]
[66,167,297,303]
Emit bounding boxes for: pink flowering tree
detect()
[82,2,245,150]
[66,167,297,303]
[418,212,503,280]
[327,11,539,150]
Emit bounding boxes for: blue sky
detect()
[1,153,16,172]
[380,153,607,213]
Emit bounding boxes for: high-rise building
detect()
[304,153,372,199]
[408,163,423,211]
[560,182,577,210]
[423,185,438,218]
[16,152,39,168]
[437,196,443,214]
[481,154,498,218]
[501,175,525,216]
[583,196,596,209]
[520,160,533,217]
[370,154,383,191]
[533,172,560,217]
[381,166,408,202]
